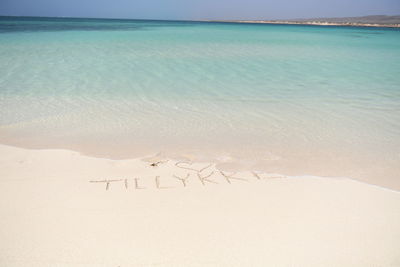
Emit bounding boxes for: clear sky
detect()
[0,0,399,20]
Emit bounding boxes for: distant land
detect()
[212,15,400,28]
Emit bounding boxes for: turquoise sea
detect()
[0,17,399,188]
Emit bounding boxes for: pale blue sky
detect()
[0,0,399,20]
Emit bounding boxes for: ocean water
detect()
[0,16,399,188]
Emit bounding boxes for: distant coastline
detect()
[210,20,400,28]
[209,15,400,28]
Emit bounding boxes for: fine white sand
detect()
[0,144,399,267]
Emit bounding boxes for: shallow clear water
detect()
[0,17,399,188]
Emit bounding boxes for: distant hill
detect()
[288,15,400,25]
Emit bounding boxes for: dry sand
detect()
[0,144,399,266]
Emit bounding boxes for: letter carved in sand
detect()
[175,161,213,173]
[155,176,170,189]
[219,171,248,184]
[90,179,124,190]
[173,173,190,187]
[134,178,146,189]
[175,161,219,186]
[251,171,286,180]
[197,171,217,186]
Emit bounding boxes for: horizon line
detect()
[1,14,399,22]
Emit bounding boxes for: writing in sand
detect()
[90,161,287,191]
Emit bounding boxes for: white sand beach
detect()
[0,144,399,266]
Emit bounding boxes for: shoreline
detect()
[0,142,398,193]
[1,135,399,191]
